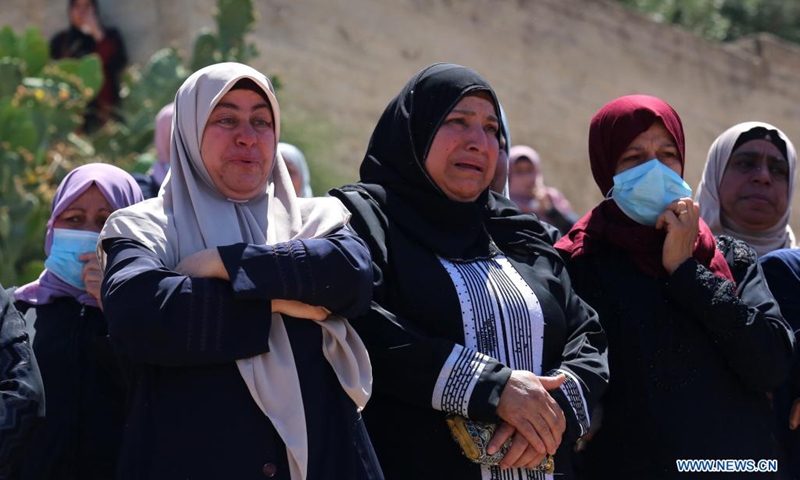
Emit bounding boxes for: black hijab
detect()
[356,63,558,262]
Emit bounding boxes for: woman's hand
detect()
[656,197,699,274]
[489,422,550,470]
[488,370,566,464]
[80,252,104,310]
[271,299,330,322]
[80,5,105,41]
[790,397,800,430]
[175,248,229,280]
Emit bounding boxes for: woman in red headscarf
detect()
[555,95,794,479]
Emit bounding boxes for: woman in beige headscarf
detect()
[98,62,382,480]
[696,121,797,257]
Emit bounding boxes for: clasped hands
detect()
[176,248,330,321]
[487,370,567,470]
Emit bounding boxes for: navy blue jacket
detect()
[101,227,383,480]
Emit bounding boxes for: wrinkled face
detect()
[509,157,538,197]
[200,88,276,201]
[615,120,682,176]
[69,0,94,27]
[719,139,790,231]
[425,93,500,202]
[53,184,112,233]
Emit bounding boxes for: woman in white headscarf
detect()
[278,142,313,198]
[98,62,382,480]
[696,121,797,257]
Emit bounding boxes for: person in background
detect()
[0,284,44,480]
[488,104,511,195]
[759,249,800,480]
[99,62,382,480]
[696,121,797,257]
[14,163,144,480]
[331,63,608,479]
[50,0,128,131]
[508,145,578,234]
[278,142,313,198]
[135,102,174,199]
[556,94,794,479]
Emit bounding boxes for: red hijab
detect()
[555,95,733,281]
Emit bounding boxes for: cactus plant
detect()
[0,26,101,286]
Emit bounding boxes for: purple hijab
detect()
[14,163,144,307]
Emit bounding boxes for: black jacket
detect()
[17,297,126,480]
[0,287,44,480]
[332,186,609,479]
[564,236,794,479]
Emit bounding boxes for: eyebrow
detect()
[623,142,677,152]
[449,108,499,123]
[60,206,111,213]
[732,151,787,162]
[213,101,270,112]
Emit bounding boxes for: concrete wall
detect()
[3,0,800,227]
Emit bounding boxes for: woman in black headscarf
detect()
[50,0,128,131]
[330,63,608,480]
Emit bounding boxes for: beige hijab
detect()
[696,121,797,257]
[99,62,371,479]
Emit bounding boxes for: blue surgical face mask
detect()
[44,228,100,289]
[609,158,692,226]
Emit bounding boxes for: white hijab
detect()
[99,62,371,480]
[696,121,797,257]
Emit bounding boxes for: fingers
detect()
[496,371,566,456]
[500,433,546,470]
[487,422,514,455]
[271,299,330,321]
[78,251,98,262]
[790,398,800,430]
[538,373,566,390]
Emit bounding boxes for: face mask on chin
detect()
[44,228,101,289]
[609,158,692,226]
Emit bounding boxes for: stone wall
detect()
[4,0,800,227]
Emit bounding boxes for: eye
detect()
[62,214,84,225]
[252,118,272,129]
[484,123,499,134]
[733,158,756,172]
[446,117,467,127]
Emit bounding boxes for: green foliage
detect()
[93,0,267,168]
[0,0,298,286]
[615,0,800,44]
[0,27,101,286]
[190,0,258,71]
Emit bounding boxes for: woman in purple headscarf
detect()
[13,163,143,480]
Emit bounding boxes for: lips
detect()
[741,193,772,204]
[453,159,486,173]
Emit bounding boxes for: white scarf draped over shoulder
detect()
[98,62,371,480]
[696,121,797,257]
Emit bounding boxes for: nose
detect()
[466,124,490,153]
[236,123,258,148]
[751,159,773,184]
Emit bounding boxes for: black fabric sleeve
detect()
[0,287,44,477]
[101,237,273,367]
[665,257,795,392]
[217,227,373,319]
[546,264,609,443]
[759,253,800,394]
[352,302,512,421]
